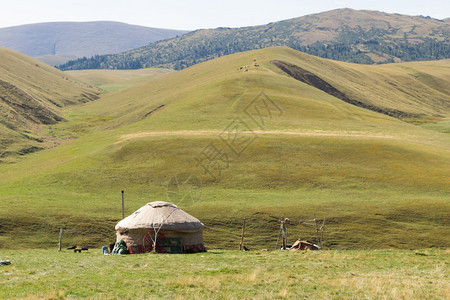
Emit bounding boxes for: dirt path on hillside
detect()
[117,130,396,143]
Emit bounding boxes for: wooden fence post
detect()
[239,218,246,250]
[320,217,325,248]
[281,219,287,250]
[121,190,125,219]
[314,214,321,247]
[58,228,64,251]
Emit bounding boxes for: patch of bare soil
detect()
[117,130,395,143]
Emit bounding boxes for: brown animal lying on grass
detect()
[289,240,320,251]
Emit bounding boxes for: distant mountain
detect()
[0,47,100,160]
[59,9,450,70]
[0,21,188,65]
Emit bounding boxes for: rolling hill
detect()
[0,47,448,250]
[0,47,100,161]
[59,9,450,71]
[66,68,174,92]
[0,21,188,65]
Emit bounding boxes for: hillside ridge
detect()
[59,9,450,70]
[0,47,100,160]
[271,60,422,119]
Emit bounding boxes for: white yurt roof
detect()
[115,201,204,232]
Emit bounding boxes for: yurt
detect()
[115,201,206,254]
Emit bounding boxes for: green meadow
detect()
[66,68,174,92]
[0,47,449,252]
[0,249,448,299]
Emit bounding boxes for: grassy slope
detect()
[0,249,447,299]
[36,54,78,67]
[68,47,450,126]
[272,54,450,119]
[0,47,448,250]
[0,47,100,160]
[65,68,174,92]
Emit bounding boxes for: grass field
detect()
[65,68,173,92]
[0,133,448,250]
[0,249,448,299]
[0,47,449,252]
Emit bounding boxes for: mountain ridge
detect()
[0,21,189,65]
[58,9,450,70]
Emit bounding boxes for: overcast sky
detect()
[1,0,449,30]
